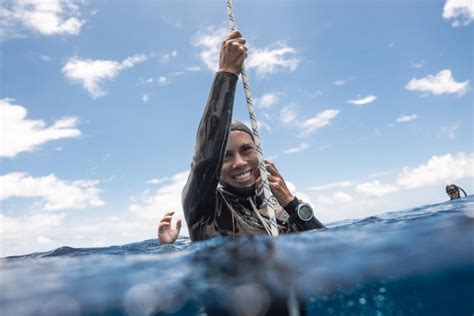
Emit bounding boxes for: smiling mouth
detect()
[233,170,252,182]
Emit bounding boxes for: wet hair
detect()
[445,184,458,193]
[230,120,255,142]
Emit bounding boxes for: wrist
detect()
[283,196,300,214]
[217,68,240,76]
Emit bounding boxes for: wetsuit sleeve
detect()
[288,214,325,231]
[182,72,238,241]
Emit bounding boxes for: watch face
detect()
[297,204,313,221]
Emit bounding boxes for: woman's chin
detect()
[231,178,256,189]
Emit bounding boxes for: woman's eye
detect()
[243,146,254,154]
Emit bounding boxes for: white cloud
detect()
[40,54,52,62]
[62,54,147,98]
[356,180,399,197]
[397,152,474,189]
[0,98,81,158]
[129,170,189,227]
[257,121,271,133]
[348,95,377,105]
[0,212,66,256]
[160,49,177,63]
[284,143,309,154]
[54,170,190,251]
[140,71,183,88]
[299,109,340,136]
[0,172,105,210]
[0,213,64,235]
[332,192,354,204]
[246,42,300,78]
[192,27,228,72]
[185,65,201,72]
[37,236,53,244]
[284,181,314,207]
[142,93,149,104]
[158,76,170,86]
[441,123,460,139]
[280,106,297,125]
[410,61,424,69]
[170,71,184,77]
[405,69,470,96]
[0,0,85,39]
[333,80,346,86]
[147,177,169,185]
[315,191,353,206]
[138,77,154,85]
[307,181,353,191]
[396,114,417,123]
[368,171,391,179]
[266,154,279,161]
[255,92,280,109]
[443,0,474,27]
[314,194,334,206]
[193,28,299,77]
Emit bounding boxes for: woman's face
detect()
[220,131,259,188]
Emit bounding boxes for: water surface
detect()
[2,197,473,315]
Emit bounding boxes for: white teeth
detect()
[234,171,251,180]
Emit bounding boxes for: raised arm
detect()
[182,31,247,240]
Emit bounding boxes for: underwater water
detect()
[1,196,473,316]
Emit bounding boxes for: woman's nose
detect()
[232,153,246,168]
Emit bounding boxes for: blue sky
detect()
[1,0,473,257]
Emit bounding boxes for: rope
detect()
[225,4,301,315]
[226,0,279,237]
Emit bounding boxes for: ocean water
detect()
[1,196,473,316]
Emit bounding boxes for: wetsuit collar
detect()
[219,181,264,207]
[220,181,256,197]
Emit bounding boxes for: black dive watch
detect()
[285,197,314,221]
[296,203,314,221]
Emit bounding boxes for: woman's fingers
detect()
[227,30,242,40]
[160,215,173,224]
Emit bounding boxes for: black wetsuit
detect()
[182,72,324,242]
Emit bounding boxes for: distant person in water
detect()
[445,184,467,200]
[158,211,181,244]
[180,30,324,243]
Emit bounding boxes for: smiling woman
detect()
[1,0,472,262]
[181,30,325,243]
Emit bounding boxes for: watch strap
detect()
[284,196,300,215]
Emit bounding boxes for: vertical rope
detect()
[226,0,279,237]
